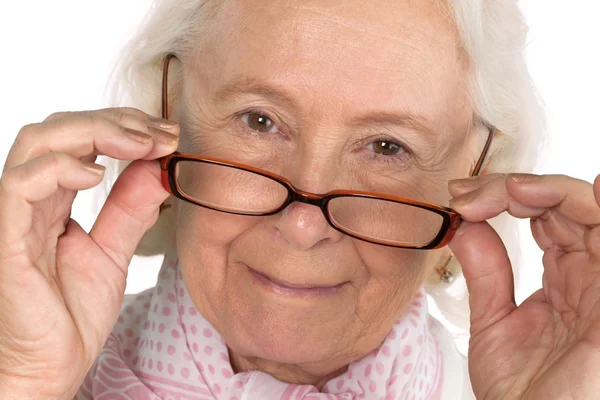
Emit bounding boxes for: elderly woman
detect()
[1,0,599,399]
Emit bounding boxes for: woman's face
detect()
[174,0,476,372]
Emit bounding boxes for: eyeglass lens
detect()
[175,160,444,246]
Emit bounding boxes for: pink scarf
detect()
[77,252,442,399]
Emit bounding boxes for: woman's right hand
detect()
[0,108,179,399]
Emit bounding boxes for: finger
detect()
[0,153,105,248]
[3,153,105,202]
[448,173,504,197]
[449,221,517,336]
[46,108,181,155]
[6,113,178,168]
[530,210,587,252]
[450,175,545,221]
[451,174,592,252]
[89,159,168,272]
[45,107,180,136]
[505,174,600,226]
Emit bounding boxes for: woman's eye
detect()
[368,140,404,156]
[240,112,278,133]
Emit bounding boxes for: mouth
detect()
[245,265,347,298]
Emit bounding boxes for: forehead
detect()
[191,0,471,132]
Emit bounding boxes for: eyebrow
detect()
[350,111,439,136]
[211,76,438,135]
[212,76,300,110]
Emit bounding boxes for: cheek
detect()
[352,243,436,318]
[356,242,433,278]
[175,201,259,309]
[176,201,258,247]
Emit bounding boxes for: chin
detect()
[221,272,358,365]
[229,314,345,366]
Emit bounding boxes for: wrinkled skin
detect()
[0,109,180,398]
[0,0,599,397]
[450,173,600,399]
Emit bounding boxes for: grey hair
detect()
[105,0,546,330]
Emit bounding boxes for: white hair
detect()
[105,0,546,334]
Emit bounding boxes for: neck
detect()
[228,350,349,390]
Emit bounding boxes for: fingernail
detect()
[510,173,540,183]
[149,115,179,128]
[82,162,106,175]
[149,126,179,145]
[450,188,479,207]
[123,127,153,143]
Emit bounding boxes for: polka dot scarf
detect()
[78,252,442,399]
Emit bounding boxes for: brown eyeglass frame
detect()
[158,53,495,249]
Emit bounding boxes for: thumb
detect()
[449,221,517,336]
[55,160,168,364]
[89,159,169,272]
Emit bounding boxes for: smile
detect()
[246,265,347,298]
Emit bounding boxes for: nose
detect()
[274,201,344,251]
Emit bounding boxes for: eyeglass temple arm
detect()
[471,124,495,177]
[162,53,176,120]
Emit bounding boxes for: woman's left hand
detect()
[448,173,600,400]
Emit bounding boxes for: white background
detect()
[0,1,599,301]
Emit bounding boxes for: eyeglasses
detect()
[158,54,495,249]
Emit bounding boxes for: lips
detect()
[245,264,347,297]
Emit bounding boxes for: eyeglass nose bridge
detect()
[286,188,329,210]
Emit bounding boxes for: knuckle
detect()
[0,168,23,195]
[44,111,71,122]
[76,114,111,133]
[45,152,74,174]
[111,110,127,124]
[17,123,42,139]
[84,113,102,127]
[13,123,42,149]
[121,107,147,120]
